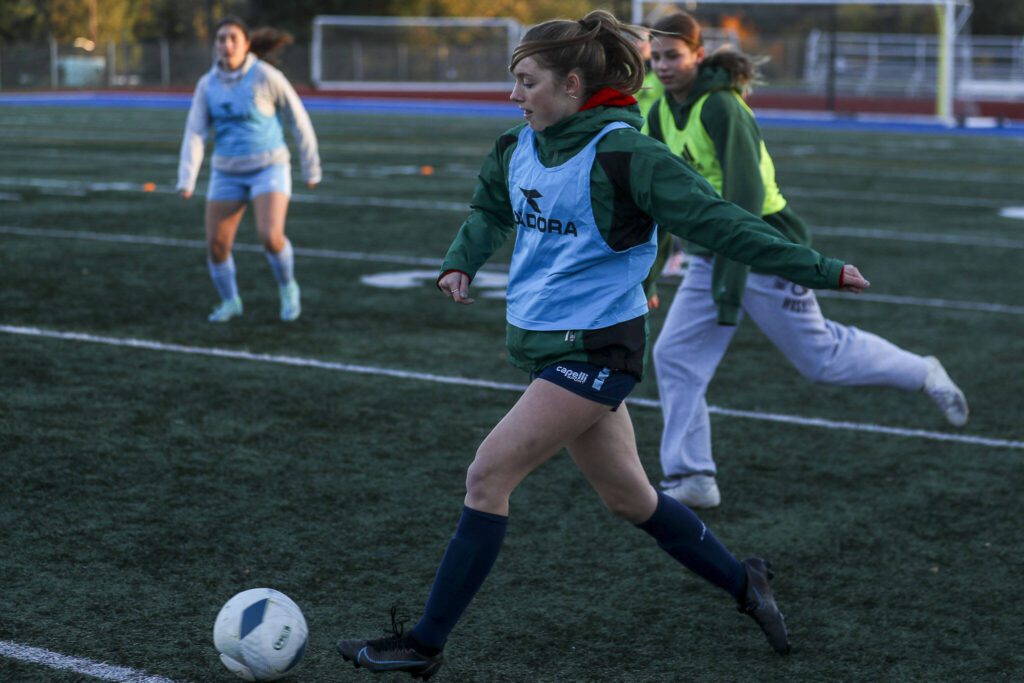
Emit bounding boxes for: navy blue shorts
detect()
[533,361,637,410]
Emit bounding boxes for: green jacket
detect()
[645,64,812,324]
[440,102,842,378]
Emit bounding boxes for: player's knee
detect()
[599,488,648,523]
[262,233,285,253]
[792,358,833,384]
[464,456,507,508]
[602,495,634,520]
[208,240,231,263]
[653,345,704,385]
[652,336,673,368]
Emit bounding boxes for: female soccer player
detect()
[632,27,664,117]
[177,16,321,322]
[336,11,871,678]
[644,11,968,509]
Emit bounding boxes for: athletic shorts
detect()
[207,163,291,201]
[533,361,637,410]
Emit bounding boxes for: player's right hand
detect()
[840,264,870,294]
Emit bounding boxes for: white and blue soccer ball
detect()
[213,588,308,681]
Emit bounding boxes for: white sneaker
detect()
[663,474,721,508]
[922,356,968,427]
[208,296,242,323]
[279,281,301,322]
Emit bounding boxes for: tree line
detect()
[1,0,1019,45]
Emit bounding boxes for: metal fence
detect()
[804,31,1024,99]
[312,16,521,91]
[1,32,1021,102]
[0,38,311,90]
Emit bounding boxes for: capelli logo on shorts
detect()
[555,366,589,384]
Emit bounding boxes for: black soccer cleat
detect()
[337,608,444,681]
[337,635,443,680]
[737,557,792,655]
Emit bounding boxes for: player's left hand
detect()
[438,270,474,305]
[307,181,318,190]
[840,264,870,294]
[648,294,660,310]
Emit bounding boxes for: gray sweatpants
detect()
[653,256,929,481]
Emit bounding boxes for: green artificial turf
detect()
[0,106,1021,682]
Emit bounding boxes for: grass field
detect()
[1,103,1022,683]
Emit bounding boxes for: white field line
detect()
[813,290,1024,315]
[289,192,468,211]
[1,174,1023,212]
[783,186,1009,208]
[0,225,443,267]
[0,640,178,683]
[15,149,481,180]
[2,225,1020,315]
[11,147,1024,188]
[812,226,1024,249]
[0,176,470,211]
[4,211,1022,254]
[2,324,1021,451]
[771,159,1024,186]
[4,196,1020,251]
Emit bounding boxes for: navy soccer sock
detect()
[410,506,508,651]
[637,491,746,600]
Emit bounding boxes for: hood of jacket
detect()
[665,64,736,119]
[530,99,644,167]
[212,53,257,84]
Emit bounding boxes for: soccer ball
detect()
[213,588,308,681]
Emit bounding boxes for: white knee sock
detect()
[208,255,239,301]
[265,239,294,287]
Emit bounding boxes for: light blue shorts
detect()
[207,164,292,201]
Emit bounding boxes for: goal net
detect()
[631,0,974,122]
[311,16,523,92]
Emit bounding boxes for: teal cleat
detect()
[279,281,301,322]
[208,296,243,323]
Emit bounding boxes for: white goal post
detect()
[311,15,523,92]
[631,0,973,123]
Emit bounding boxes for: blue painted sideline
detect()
[1,90,1022,137]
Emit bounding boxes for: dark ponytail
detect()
[703,47,763,93]
[510,10,646,97]
[249,27,293,66]
[213,16,292,67]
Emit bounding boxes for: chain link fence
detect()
[1,34,1020,103]
[0,40,311,90]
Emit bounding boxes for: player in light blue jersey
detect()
[177,16,321,323]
